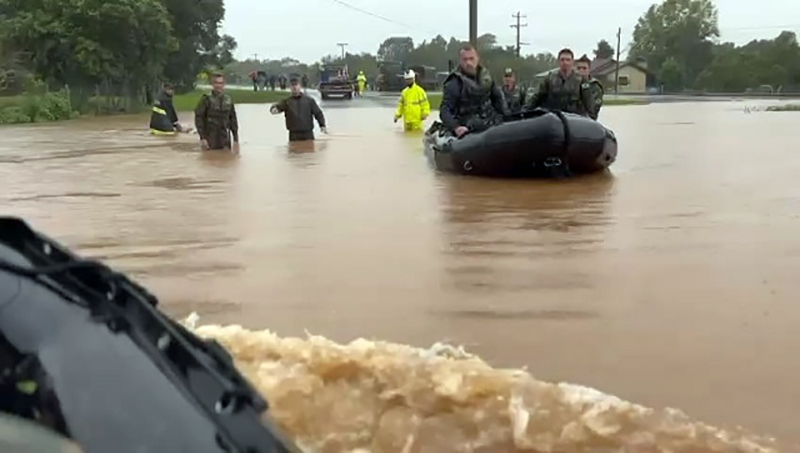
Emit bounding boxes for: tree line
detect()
[0,0,237,109]
[3,0,799,105]
[229,0,800,95]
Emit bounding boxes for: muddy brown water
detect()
[1,95,799,450]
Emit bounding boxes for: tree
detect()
[0,0,177,103]
[162,0,227,91]
[659,57,683,91]
[594,40,615,59]
[377,37,414,62]
[630,0,719,84]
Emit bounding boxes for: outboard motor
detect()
[0,217,300,453]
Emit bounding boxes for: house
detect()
[534,57,656,94]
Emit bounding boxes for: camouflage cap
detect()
[504,68,514,75]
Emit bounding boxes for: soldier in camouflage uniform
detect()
[576,54,603,120]
[501,68,526,115]
[439,45,507,138]
[194,73,240,151]
[527,48,594,118]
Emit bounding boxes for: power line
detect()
[328,0,433,34]
[510,11,528,57]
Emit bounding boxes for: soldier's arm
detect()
[272,99,288,113]
[580,82,597,120]
[229,103,239,142]
[439,79,461,131]
[194,95,208,139]
[593,81,604,118]
[310,98,326,128]
[528,77,549,109]
[490,82,508,116]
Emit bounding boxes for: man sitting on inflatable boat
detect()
[439,44,508,138]
[526,48,596,119]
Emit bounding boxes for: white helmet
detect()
[404,69,416,79]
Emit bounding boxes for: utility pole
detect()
[510,11,528,57]
[252,53,258,62]
[336,43,348,61]
[469,0,478,45]
[614,27,621,94]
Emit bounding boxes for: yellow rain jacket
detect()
[357,72,367,92]
[395,83,430,131]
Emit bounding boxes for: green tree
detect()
[659,57,683,91]
[0,0,177,105]
[377,37,415,62]
[162,0,227,91]
[630,0,719,85]
[594,40,615,59]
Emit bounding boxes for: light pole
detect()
[336,43,348,61]
[469,0,477,45]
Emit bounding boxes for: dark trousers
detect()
[289,131,315,142]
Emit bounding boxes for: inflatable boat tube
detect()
[424,109,618,177]
[0,217,300,453]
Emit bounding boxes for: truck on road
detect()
[319,64,353,100]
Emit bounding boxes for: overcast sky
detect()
[220,0,800,63]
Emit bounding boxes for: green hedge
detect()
[0,90,77,125]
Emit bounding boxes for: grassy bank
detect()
[425,93,647,109]
[766,104,800,111]
[172,89,287,111]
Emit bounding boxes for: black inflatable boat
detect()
[0,217,300,453]
[424,109,618,178]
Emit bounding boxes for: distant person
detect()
[439,44,506,138]
[149,82,182,135]
[194,73,240,152]
[576,54,603,120]
[269,75,276,91]
[357,71,367,96]
[301,73,309,91]
[394,70,430,132]
[527,48,594,117]
[501,68,526,115]
[269,76,327,142]
[278,74,287,90]
[257,71,267,91]
[249,71,258,92]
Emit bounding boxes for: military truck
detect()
[376,61,405,92]
[319,64,353,100]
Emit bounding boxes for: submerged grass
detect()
[766,104,800,111]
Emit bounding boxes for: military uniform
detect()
[586,78,604,120]
[528,69,595,117]
[439,66,507,133]
[502,84,526,115]
[194,91,239,150]
[272,93,326,141]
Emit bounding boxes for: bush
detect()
[0,89,76,124]
[0,106,31,124]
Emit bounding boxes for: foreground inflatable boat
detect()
[424,109,618,178]
[0,217,299,452]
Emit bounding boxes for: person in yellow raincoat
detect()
[394,70,430,131]
[356,71,367,96]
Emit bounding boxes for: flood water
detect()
[2,94,799,451]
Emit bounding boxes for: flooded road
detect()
[2,95,799,450]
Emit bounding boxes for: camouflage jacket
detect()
[528,69,594,117]
[502,84,526,114]
[194,91,239,141]
[586,78,604,120]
